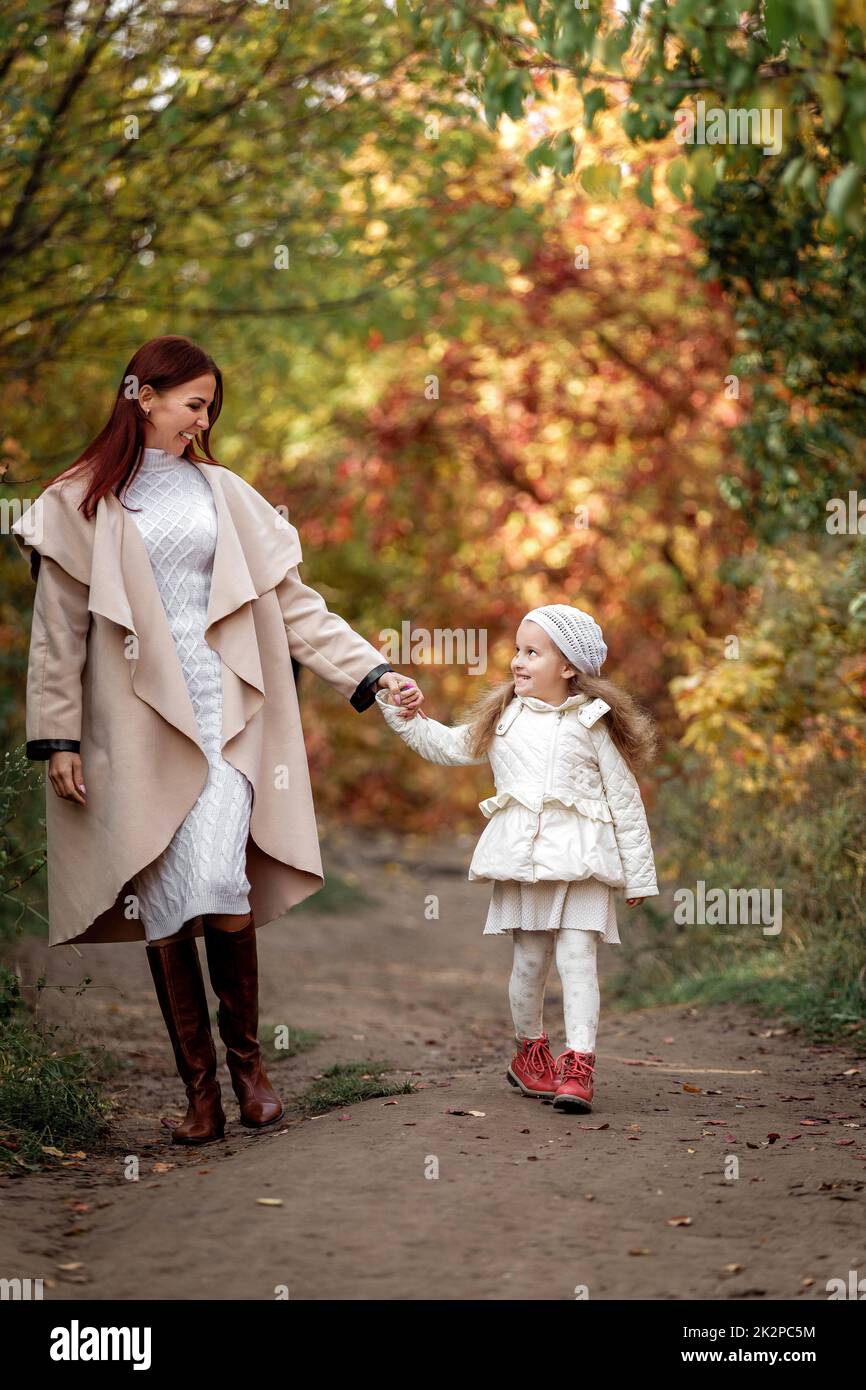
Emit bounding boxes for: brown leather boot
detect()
[202,917,284,1128]
[145,937,226,1145]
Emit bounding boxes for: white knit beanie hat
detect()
[521,604,608,677]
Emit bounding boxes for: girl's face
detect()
[511,619,577,705]
[139,373,216,454]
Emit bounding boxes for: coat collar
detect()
[14,458,304,758]
[517,691,588,712]
[495,690,587,736]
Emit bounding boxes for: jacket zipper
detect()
[544,709,566,796]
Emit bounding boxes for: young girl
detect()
[376,604,659,1113]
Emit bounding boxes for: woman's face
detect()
[140,373,216,454]
[511,619,577,703]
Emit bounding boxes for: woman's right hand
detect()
[48,751,87,805]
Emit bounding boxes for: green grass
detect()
[297,1059,416,1116]
[259,1023,321,1062]
[0,967,116,1173]
[304,869,377,915]
[606,753,866,1045]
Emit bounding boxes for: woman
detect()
[11,335,423,1146]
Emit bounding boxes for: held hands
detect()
[375,672,426,719]
[48,751,87,805]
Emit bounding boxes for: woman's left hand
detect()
[376,672,425,718]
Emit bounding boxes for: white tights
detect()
[508,928,600,1053]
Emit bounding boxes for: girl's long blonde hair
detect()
[458,670,658,775]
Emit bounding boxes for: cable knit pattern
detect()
[122,448,253,940]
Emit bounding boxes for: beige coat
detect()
[11,461,391,949]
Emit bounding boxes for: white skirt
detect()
[483,875,620,944]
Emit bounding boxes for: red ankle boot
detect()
[552,1049,595,1112]
[507,1032,558,1099]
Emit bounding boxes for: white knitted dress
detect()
[121,447,254,941]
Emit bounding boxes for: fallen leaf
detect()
[682,1083,702,1094]
[256,1198,283,1207]
[667,1216,692,1227]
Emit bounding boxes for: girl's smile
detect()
[511,619,577,705]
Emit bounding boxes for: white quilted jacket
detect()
[375,689,659,898]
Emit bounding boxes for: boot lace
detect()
[554,1049,595,1083]
[521,1035,553,1077]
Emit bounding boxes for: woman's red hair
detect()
[51,335,224,520]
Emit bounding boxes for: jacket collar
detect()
[495,689,587,736]
[517,691,588,713]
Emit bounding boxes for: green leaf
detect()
[814,73,844,127]
[826,163,864,226]
[583,87,607,130]
[780,154,805,189]
[666,156,687,202]
[580,161,621,197]
[501,75,526,122]
[636,164,654,207]
[764,0,799,51]
[554,133,575,176]
[687,148,717,199]
[803,0,833,40]
[526,139,557,174]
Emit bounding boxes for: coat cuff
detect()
[350,663,394,713]
[26,738,81,761]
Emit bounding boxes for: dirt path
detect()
[2,828,864,1301]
